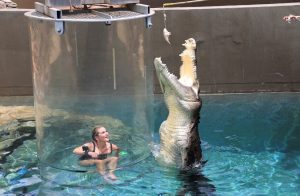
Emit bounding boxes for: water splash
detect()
[149,142,160,158]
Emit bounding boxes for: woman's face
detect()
[96,127,109,142]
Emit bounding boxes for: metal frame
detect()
[45,0,139,7]
[26,2,154,35]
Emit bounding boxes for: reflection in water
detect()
[176,169,216,195]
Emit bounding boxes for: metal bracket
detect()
[145,16,152,28]
[55,21,64,35]
[127,3,152,28]
[35,2,64,35]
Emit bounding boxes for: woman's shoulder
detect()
[110,143,119,150]
[85,141,95,147]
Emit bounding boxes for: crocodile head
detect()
[154,38,199,99]
[178,38,197,87]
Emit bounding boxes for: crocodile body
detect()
[154,38,203,169]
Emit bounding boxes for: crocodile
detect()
[154,38,203,169]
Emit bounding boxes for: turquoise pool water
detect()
[1,93,300,195]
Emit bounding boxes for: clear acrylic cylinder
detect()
[25,10,154,186]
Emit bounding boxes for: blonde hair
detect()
[92,126,104,141]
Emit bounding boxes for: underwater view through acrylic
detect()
[1,92,300,195]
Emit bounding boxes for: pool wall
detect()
[0,3,300,96]
[149,4,300,93]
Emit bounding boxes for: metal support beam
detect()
[45,0,139,6]
[45,0,81,7]
[81,0,105,5]
[35,2,65,34]
[127,3,150,14]
[35,2,62,19]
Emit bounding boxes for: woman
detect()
[73,126,120,180]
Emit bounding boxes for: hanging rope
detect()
[162,0,209,44]
[68,0,74,12]
[163,0,209,7]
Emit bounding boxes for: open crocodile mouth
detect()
[154,57,178,79]
[154,57,197,86]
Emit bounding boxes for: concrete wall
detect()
[148,4,300,93]
[0,10,33,96]
[0,3,300,96]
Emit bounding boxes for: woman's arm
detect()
[73,143,90,156]
[112,144,120,157]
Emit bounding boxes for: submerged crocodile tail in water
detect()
[154,38,203,169]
